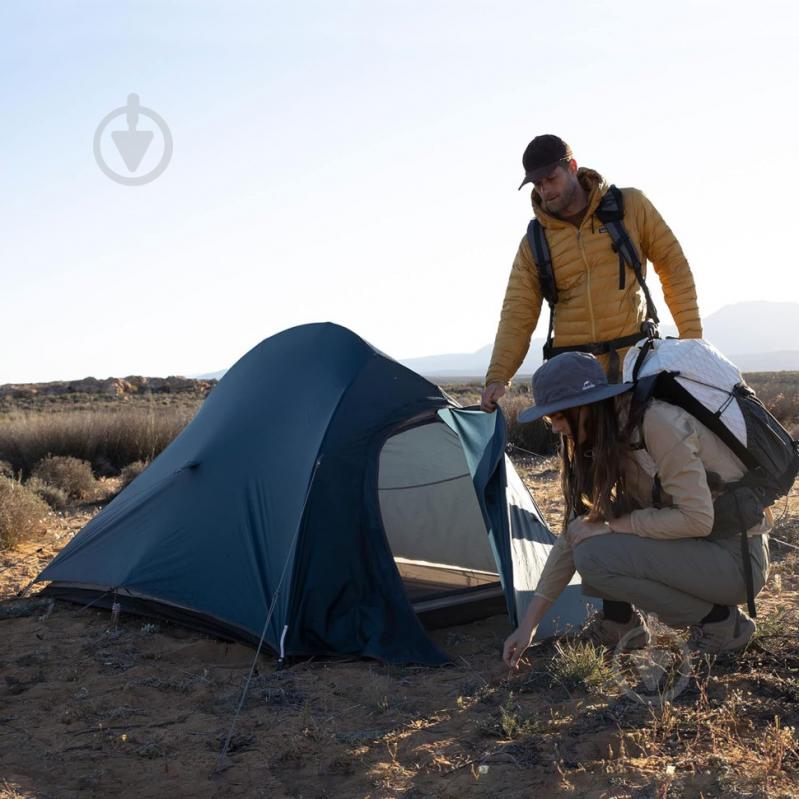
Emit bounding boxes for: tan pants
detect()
[573,533,770,626]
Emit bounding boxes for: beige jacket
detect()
[533,399,771,602]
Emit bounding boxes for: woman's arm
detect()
[502,534,575,668]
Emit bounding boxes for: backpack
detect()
[527,185,660,376]
[622,337,799,616]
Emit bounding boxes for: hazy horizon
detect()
[3,1,799,383]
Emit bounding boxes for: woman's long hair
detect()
[557,395,644,532]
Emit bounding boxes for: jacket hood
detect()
[531,167,608,228]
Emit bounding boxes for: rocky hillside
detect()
[0,375,216,401]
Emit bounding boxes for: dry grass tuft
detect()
[500,395,558,454]
[32,455,98,500]
[0,406,195,475]
[0,476,50,549]
[497,691,543,739]
[548,639,612,693]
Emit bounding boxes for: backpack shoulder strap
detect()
[595,186,660,325]
[526,219,558,360]
[526,219,557,305]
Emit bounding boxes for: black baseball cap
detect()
[518,134,574,190]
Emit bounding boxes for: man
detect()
[481,135,702,412]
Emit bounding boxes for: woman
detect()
[502,351,770,669]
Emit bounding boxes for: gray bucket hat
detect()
[518,352,633,423]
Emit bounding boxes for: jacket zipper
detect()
[576,228,597,342]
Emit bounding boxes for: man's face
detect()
[533,161,579,216]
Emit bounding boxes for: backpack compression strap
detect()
[595,186,660,325]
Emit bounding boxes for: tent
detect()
[37,323,589,665]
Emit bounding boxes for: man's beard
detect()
[545,181,577,216]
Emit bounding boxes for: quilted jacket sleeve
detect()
[633,191,703,339]
[484,237,544,386]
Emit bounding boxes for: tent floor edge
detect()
[39,584,277,652]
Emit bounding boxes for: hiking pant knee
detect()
[572,533,769,627]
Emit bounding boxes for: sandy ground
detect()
[1,459,798,798]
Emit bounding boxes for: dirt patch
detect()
[1,471,798,798]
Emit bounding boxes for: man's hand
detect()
[481,382,506,413]
[566,517,611,548]
[503,623,535,669]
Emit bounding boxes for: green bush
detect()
[0,476,51,549]
[32,455,97,500]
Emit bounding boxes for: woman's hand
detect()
[502,594,553,669]
[503,624,535,669]
[566,517,611,548]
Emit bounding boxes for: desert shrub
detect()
[32,455,97,500]
[744,372,799,428]
[500,395,558,454]
[548,639,612,693]
[0,405,195,476]
[0,476,51,549]
[120,460,149,488]
[25,476,69,511]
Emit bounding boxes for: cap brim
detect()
[517,382,634,423]
[517,161,566,191]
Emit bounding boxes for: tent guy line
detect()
[216,455,323,773]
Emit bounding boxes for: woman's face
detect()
[547,406,590,444]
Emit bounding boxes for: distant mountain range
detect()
[398,301,799,377]
[196,302,799,381]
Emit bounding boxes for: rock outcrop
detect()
[0,376,216,400]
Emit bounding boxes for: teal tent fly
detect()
[37,324,590,665]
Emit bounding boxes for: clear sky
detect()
[2,0,798,383]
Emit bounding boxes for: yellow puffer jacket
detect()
[485,168,702,385]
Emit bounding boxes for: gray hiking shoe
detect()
[579,608,651,651]
[688,607,756,656]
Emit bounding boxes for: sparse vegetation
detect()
[0,375,798,795]
[0,405,197,476]
[25,475,69,511]
[745,371,799,431]
[497,691,542,739]
[548,639,612,693]
[500,394,558,454]
[0,476,50,549]
[32,455,97,501]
